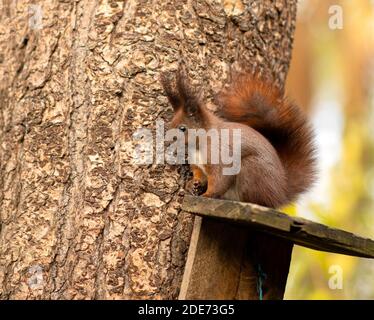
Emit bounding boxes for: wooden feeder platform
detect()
[179,195,374,300]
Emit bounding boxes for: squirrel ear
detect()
[160,72,181,111]
[175,68,202,116]
[161,68,202,116]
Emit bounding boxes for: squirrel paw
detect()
[201,191,221,199]
[186,179,207,196]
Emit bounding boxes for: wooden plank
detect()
[179,216,203,299]
[179,217,293,300]
[182,195,374,259]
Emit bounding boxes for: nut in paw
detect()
[186,179,207,196]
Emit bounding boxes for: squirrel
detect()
[161,69,316,209]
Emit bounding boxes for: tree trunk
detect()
[0,0,296,299]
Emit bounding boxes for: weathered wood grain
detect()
[179,216,293,300]
[182,196,374,259]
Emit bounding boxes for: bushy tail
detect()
[216,72,317,202]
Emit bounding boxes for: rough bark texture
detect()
[0,0,296,299]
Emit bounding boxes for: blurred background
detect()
[284,0,374,299]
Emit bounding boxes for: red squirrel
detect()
[161,69,316,209]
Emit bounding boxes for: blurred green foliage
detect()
[284,0,374,299]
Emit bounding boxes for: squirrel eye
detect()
[178,125,187,132]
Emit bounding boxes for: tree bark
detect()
[0,0,296,299]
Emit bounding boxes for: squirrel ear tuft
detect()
[160,72,181,111]
[175,68,202,116]
[160,68,202,115]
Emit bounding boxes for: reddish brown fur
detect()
[216,72,317,202]
[161,70,317,208]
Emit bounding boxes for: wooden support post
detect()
[179,217,293,299]
[179,196,374,300]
